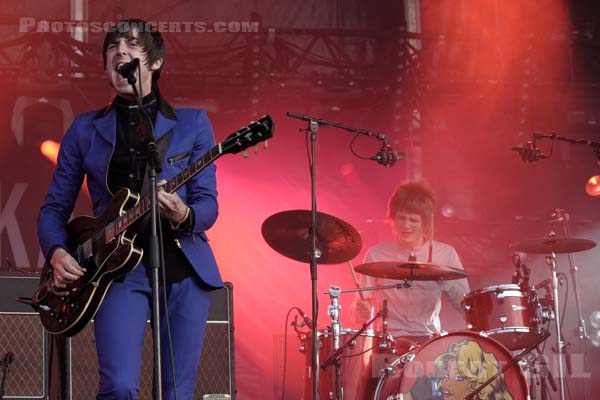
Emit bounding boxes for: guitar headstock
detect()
[221,115,274,156]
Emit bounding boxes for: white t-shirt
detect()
[355,239,470,337]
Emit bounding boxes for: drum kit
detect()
[261,209,597,400]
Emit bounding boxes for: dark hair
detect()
[102,19,166,84]
[388,180,435,236]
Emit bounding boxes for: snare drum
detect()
[462,284,544,350]
[300,328,397,400]
[374,331,529,400]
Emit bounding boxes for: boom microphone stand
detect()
[286,111,397,400]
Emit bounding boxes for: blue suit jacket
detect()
[38,101,223,288]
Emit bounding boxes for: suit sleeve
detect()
[184,109,218,233]
[37,117,86,258]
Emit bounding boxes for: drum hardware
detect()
[321,285,385,400]
[262,207,363,400]
[298,283,406,400]
[374,331,534,400]
[509,226,596,400]
[354,260,469,281]
[545,249,567,400]
[512,253,531,291]
[261,210,362,265]
[552,208,593,400]
[509,235,596,254]
[462,284,545,350]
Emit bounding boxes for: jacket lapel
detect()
[154,112,176,141]
[92,109,117,145]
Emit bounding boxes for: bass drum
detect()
[374,331,529,400]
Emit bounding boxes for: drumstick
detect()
[428,210,434,263]
[347,260,366,300]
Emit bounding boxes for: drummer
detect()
[351,180,470,344]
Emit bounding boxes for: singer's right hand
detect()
[50,247,86,288]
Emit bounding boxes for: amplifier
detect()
[0,274,235,399]
[0,274,48,400]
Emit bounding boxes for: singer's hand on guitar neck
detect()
[50,247,86,288]
[157,179,190,228]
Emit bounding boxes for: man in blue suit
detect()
[37,19,223,399]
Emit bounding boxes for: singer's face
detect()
[393,210,425,249]
[104,30,162,98]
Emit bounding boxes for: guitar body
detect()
[28,115,274,337]
[36,188,143,336]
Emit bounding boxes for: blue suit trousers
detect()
[94,263,211,399]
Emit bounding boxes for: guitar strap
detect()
[140,129,173,198]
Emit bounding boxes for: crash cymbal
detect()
[509,237,596,254]
[354,261,469,281]
[261,210,362,264]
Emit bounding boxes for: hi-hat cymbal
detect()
[354,261,469,281]
[509,237,596,254]
[261,210,362,264]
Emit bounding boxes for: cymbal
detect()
[261,210,362,264]
[354,261,469,281]
[509,237,596,254]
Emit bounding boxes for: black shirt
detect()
[107,92,195,283]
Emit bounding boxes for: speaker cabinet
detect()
[68,282,235,399]
[0,275,234,399]
[0,275,48,400]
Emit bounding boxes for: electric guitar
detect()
[22,115,273,336]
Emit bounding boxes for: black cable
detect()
[558,272,569,332]
[304,129,313,178]
[349,133,375,161]
[281,307,296,400]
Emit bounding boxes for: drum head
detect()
[380,331,529,400]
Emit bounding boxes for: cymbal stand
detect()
[552,208,591,399]
[545,250,566,400]
[327,286,343,400]
[321,286,384,400]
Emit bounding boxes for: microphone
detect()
[297,308,314,329]
[117,58,140,84]
[371,144,405,168]
[512,140,546,163]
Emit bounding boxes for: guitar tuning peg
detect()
[253,145,259,154]
[263,140,268,149]
[243,149,249,158]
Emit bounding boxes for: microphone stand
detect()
[130,70,164,400]
[286,111,395,400]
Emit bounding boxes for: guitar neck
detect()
[112,142,223,236]
[82,114,273,258]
